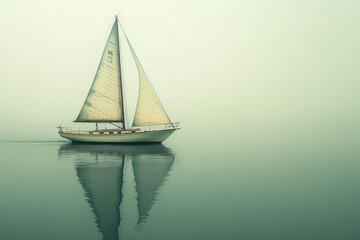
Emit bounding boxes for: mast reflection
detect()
[58,143,175,240]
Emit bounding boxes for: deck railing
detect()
[58,123,180,133]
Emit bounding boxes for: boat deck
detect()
[58,128,178,143]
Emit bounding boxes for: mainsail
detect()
[75,16,173,128]
[76,20,124,123]
[123,35,172,127]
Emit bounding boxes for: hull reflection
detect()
[58,143,175,240]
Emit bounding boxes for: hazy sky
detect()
[0,0,359,142]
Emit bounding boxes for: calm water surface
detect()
[0,136,359,240]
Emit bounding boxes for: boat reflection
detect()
[58,143,175,240]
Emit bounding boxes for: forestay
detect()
[124,36,172,127]
[76,22,123,122]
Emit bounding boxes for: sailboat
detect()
[58,15,179,143]
[58,143,175,239]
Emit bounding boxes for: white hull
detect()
[59,129,176,143]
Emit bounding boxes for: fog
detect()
[1,0,359,148]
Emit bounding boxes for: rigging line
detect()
[117,20,142,129]
[59,18,115,126]
[109,122,122,129]
[117,20,174,128]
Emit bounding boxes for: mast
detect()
[115,15,126,129]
